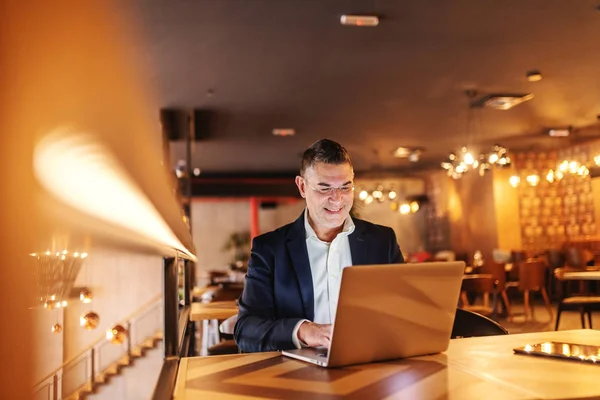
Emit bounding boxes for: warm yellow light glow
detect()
[61,301,68,307]
[388,190,397,200]
[359,190,368,201]
[524,344,533,352]
[546,169,555,183]
[464,152,475,165]
[595,155,600,166]
[45,251,51,256]
[80,252,88,259]
[73,252,79,257]
[509,175,520,188]
[364,195,374,205]
[372,189,383,199]
[541,342,552,354]
[33,129,195,260]
[410,201,419,213]
[62,250,68,255]
[568,161,579,174]
[399,203,411,214]
[555,170,564,180]
[526,174,540,186]
[558,160,568,173]
[488,153,499,164]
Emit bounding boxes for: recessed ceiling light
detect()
[526,70,542,82]
[408,151,421,163]
[393,147,423,161]
[272,128,295,137]
[547,128,571,137]
[393,147,411,158]
[340,15,379,27]
[471,93,534,110]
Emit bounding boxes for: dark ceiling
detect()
[129,0,600,175]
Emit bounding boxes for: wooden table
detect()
[562,269,600,281]
[190,301,239,322]
[175,329,600,399]
[191,301,239,356]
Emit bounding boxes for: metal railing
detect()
[33,295,163,400]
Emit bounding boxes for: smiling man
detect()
[234,139,404,352]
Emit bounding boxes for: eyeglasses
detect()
[307,184,355,196]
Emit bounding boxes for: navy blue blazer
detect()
[234,211,404,353]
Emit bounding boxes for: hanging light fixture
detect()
[51,323,62,334]
[356,184,423,214]
[357,184,399,205]
[80,311,100,330]
[441,91,511,179]
[106,324,127,344]
[79,288,93,304]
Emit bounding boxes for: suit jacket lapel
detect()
[349,219,369,266]
[286,212,314,321]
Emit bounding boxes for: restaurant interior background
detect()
[2,1,600,399]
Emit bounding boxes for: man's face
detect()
[295,162,355,231]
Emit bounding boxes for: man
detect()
[234,139,404,353]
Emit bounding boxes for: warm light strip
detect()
[34,128,195,260]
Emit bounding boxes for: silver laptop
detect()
[282,261,465,368]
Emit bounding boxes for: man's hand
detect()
[297,321,333,348]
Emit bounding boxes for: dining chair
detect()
[480,261,511,319]
[518,259,553,321]
[545,249,565,300]
[459,274,498,319]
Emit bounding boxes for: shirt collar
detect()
[304,208,355,241]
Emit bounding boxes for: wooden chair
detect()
[565,247,591,269]
[554,268,600,330]
[459,274,498,318]
[518,259,553,321]
[208,315,239,355]
[545,249,565,300]
[480,261,511,319]
[508,250,527,284]
[205,286,243,356]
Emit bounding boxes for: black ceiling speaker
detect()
[160,108,214,141]
[160,108,189,141]
[192,109,214,141]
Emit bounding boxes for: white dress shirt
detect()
[292,209,355,347]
